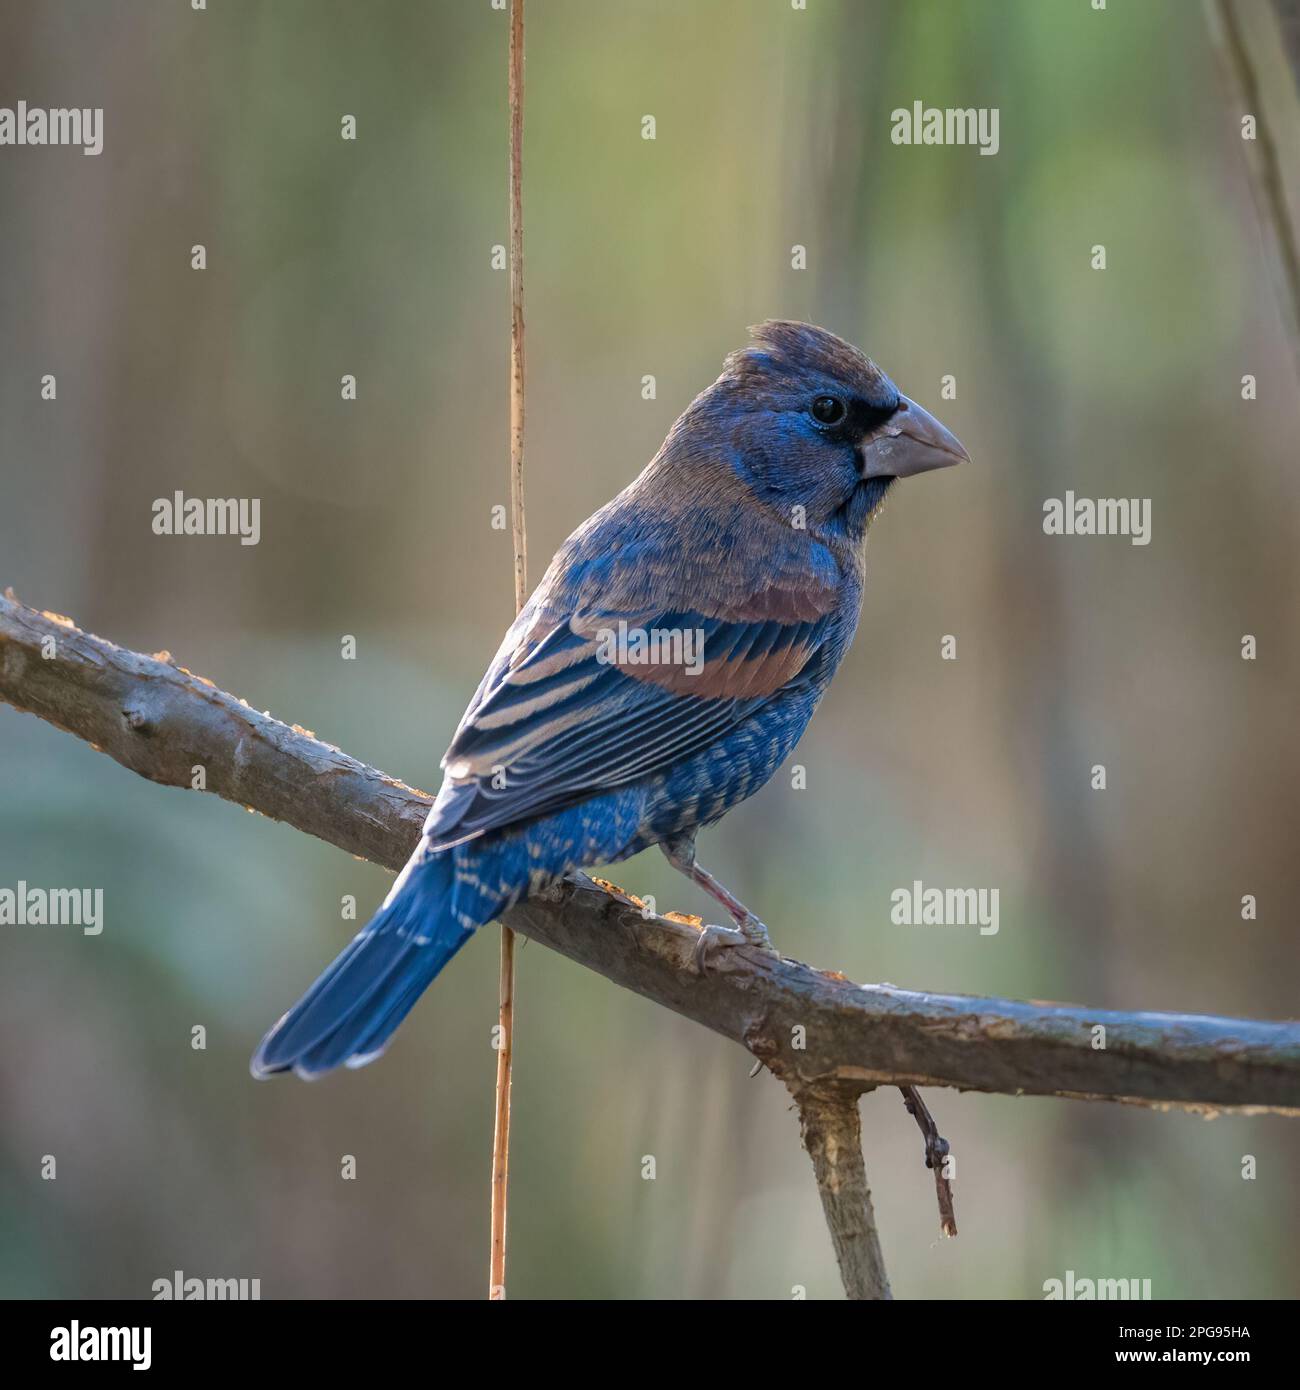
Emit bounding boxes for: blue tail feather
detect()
[250,849,473,1080]
[252,785,650,1080]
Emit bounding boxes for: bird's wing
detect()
[422,535,841,850]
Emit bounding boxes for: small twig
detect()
[1274,0,1300,89]
[489,0,527,1303]
[900,1085,957,1238]
[507,0,527,617]
[1274,0,1300,88]
[489,927,515,1300]
[1205,0,1300,383]
[794,1083,891,1300]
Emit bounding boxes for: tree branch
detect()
[795,1083,891,1300]
[5,593,1300,1297]
[3,593,1298,1120]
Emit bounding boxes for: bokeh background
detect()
[1,0,1298,1299]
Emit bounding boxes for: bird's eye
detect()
[810,395,846,426]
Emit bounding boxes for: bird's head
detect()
[680,321,968,540]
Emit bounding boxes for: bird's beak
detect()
[858,396,970,480]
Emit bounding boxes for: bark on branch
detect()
[795,1083,892,1300]
[5,594,1300,1298]
[3,592,1299,1119]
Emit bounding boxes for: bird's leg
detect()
[660,832,775,971]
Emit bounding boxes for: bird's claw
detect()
[736,912,773,950]
[690,916,778,975]
[691,923,747,974]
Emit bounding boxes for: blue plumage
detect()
[252,321,967,1079]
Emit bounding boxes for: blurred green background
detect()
[1,0,1298,1299]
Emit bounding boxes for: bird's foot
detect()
[691,923,746,974]
[734,911,773,951]
[690,914,778,975]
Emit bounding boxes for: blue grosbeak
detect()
[252,321,967,1079]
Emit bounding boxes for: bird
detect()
[251,321,968,1079]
